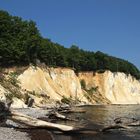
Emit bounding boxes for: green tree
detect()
[0,10,140,80]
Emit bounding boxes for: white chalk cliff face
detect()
[18,66,140,104]
[18,66,88,103]
[78,71,140,104]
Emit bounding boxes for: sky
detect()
[0,0,140,69]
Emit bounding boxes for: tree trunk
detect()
[8,111,76,132]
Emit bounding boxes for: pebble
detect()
[0,127,30,140]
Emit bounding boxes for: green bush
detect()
[85,86,99,98]
[80,79,86,89]
[5,91,23,100]
[61,96,71,104]
[0,73,4,82]
[8,72,20,87]
[89,86,98,92]
[97,69,106,73]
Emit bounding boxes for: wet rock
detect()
[27,97,34,107]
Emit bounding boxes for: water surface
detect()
[52,105,140,140]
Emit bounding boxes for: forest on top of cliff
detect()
[0,10,140,79]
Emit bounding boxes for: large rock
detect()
[11,97,27,108]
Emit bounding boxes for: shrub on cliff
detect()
[80,79,86,90]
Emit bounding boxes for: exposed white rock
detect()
[17,66,140,105]
[0,84,7,102]
[18,66,88,104]
[11,97,27,108]
[79,71,140,104]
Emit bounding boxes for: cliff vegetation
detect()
[0,10,140,79]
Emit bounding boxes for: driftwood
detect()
[56,105,86,114]
[60,109,86,114]
[114,117,140,126]
[8,111,77,132]
[101,124,130,132]
[0,102,77,132]
[101,117,140,132]
[8,111,140,133]
[0,102,140,134]
[48,111,77,121]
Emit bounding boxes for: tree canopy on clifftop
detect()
[0,10,140,79]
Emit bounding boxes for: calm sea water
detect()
[52,105,140,140]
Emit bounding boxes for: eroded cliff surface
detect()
[18,66,88,104]
[78,71,140,104]
[18,66,140,104]
[1,66,140,106]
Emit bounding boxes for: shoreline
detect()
[0,126,54,140]
[2,104,140,140]
[21,129,54,140]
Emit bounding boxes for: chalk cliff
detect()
[78,71,140,104]
[18,66,88,104]
[0,66,140,106]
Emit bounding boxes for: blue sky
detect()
[0,0,140,69]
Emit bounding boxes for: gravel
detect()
[0,127,30,140]
[13,108,50,118]
[0,108,52,140]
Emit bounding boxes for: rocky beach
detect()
[0,108,54,140]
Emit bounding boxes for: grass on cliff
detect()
[0,71,24,101]
[80,79,100,102]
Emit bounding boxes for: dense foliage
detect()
[0,10,41,66]
[0,10,140,79]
